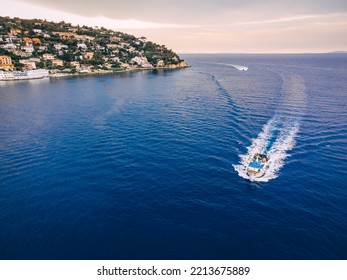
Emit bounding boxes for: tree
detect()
[14,62,25,71]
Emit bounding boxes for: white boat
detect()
[230,64,248,71]
[246,153,269,178]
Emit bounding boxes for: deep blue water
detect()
[0,54,347,259]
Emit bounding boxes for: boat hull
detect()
[246,153,269,178]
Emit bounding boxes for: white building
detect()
[5,36,18,43]
[156,60,165,67]
[54,44,68,50]
[70,61,80,69]
[19,59,36,69]
[77,43,87,50]
[130,56,153,68]
[0,69,49,80]
[106,44,119,49]
[0,71,15,80]
[96,45,105,50]
[42,53,55,60]
[3,43,17,50]
[21,45,34,53]
[27,69,49,78]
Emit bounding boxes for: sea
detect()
[0,54,346,260]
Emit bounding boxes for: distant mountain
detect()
[0,16,188,72]
[328,51,347,54]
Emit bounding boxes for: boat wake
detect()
[233,117,299,182]
[233,73,306,182]
[212,62,248,71]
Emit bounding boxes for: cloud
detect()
[1,0,347,53]
[1,0,196,29]
[230,12,347,26]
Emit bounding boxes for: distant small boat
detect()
[246,153,269,178]
[230,64,248,71]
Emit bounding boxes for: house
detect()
[5,36,20,43]
[96,45,105,51]
[106,44,119,49]
[13,50,31,57]
[0,56,13,65]
[32,38,41,44]
[33,29,42,34]
[0,56,14,71]
[0,71,15,79]
[27,69,49,78]
[19,59,36,70]
[52,59,64,67]
[22,37,33,44]
[83,52,94,60]
[119,42,130,48]
[70,61,80,69]
[10,28,21,36]
[78,67,90,73]
[2,43,17,50]
[110,36,122,42]
[38,46,47,52]
[52,32,75,40]
[42,53,55,60]
[54,44,68,50]
[120,62,129,68]
[77,43,87,50]
[156,60,165,67]
[74,35,95,41]
[21,45,34,54]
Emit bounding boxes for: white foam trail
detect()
[233,118,299,182]
[211,62,248,71]
[233,73,306,182]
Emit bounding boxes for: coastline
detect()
[0,65,190,82]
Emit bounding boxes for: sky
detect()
[1,0,347,53]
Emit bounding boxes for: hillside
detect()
[0,16,188,73]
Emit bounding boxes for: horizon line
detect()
[178,51,347,55]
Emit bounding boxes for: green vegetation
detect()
[0,16,188,72]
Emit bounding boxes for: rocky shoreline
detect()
[1,64,190,81]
